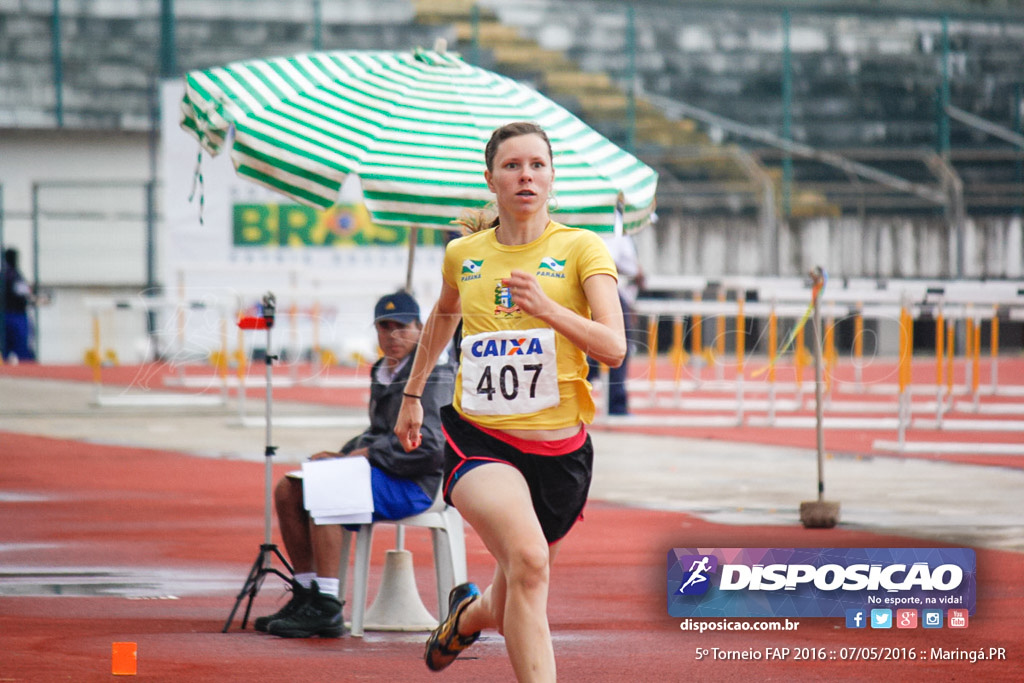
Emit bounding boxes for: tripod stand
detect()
[223,292,294,632]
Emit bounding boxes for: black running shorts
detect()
[439,405,593,544]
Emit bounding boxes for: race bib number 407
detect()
[460,328,559,416]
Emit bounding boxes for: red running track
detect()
[0,431,1021,682]
[6,359,1023,470]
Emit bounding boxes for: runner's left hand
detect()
[503,270,551,318]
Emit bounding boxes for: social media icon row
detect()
[845,608,968,629]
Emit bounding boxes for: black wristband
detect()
[402,392,422,400]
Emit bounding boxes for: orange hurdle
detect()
[897,299,913,446]
[691,292,704,381]
[935,305,946,422]
[647,313,659,399]
[853,302,864,387]
[990,305,1000,390]
[972,312,982,406]
[715,289,727,381]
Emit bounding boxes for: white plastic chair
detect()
[338,491,467,637]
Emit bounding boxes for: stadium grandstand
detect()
[1,0,1022,361]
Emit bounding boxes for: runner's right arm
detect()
[395,280,462,452]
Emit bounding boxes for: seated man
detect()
[257,290,455,638]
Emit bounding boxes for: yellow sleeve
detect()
[575,230,618,284]
[442,239,461,290]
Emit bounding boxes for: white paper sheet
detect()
[299,457,374,525]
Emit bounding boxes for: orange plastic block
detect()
[111,642,137,676]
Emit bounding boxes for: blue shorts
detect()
[370,466,434,521]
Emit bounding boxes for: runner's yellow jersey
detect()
[442,221,617,430]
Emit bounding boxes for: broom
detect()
[799,267,841,529]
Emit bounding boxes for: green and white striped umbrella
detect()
[180,48,657,234]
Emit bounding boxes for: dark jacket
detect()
[340,350,455,499]
[2,257,30,315]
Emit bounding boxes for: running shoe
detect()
[425,582,481,671]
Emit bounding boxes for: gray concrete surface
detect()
[1,376,1021,553]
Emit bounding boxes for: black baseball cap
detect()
[374,290,420,325]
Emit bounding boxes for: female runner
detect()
[395,121,626,682]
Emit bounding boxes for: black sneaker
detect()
[254,580,311,633]
[266,582,346,638]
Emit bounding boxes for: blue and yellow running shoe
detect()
[425,582,481,671]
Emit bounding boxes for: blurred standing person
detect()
[395,121,625,681]
[1,248,36,362]
[588,208,644,415]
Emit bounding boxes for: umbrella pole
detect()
[405,227,418,292]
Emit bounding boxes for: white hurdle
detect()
[599,276,1024,454]
[83,295,232,408]
[159,276,409,429]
